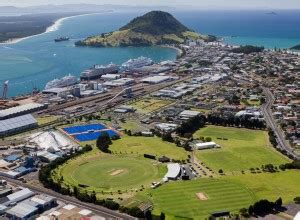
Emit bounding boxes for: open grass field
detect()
[110,136,188,161]
[120,120,145,132]
[151,178,256,219]
[225,170,300,203]
[131,98,173,113]
[36,116,59,126]
[194,126,289,173]
[59,155,166,193]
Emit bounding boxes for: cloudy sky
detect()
[1,0,300,9]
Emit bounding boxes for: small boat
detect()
[54,37,70,42]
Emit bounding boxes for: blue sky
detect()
[2,0,300,9]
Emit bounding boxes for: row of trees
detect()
[207,114,266,129]
[279,160,300,170]
[176,115,206,136]
[240,198,283,217]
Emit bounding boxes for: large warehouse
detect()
[0,114,38,137]
[0,103,45,120]
[141,76,172,84]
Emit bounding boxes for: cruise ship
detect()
[45,74,78,90]
[121,56,154,71]
[80,63,119,80]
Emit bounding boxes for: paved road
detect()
[262,88,300,160]
[2,177,136,220]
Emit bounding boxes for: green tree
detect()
[96,132,112,152]
[205,137,212,142]
[294,197,300,204]
[275,197,282,209]
[248,205,254,215]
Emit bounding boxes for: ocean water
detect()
[1,10,300,97]
[174,10,300,49]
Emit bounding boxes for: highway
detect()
[262,87,300,160]
[2,177,136,220]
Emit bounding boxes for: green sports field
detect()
[225,170,300,203]
[151,178,256,219]
[110,136,188,161]
[59,155,166,192]
[194,126,289,173]
[131,98,173,113]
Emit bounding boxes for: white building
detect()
[142,76,172,84]
[164,163,181,181]
[179,110,201,120]
[194,142,218,150]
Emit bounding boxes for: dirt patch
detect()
[196,192,208,201]
[110,169,125,176]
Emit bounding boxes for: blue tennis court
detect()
[73,130,119,142]
[63,124,107,135]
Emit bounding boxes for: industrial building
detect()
[37,204,105,220]
[5,193,57,220]
[6,202,38,219]
[1,188,35,206]
[103,78,135,87]
[141,75,172,84]
[0,103,45,120]
[132,65,171,74]
[0,114,38,137]
[35,151,60,162]
[155,123,178,133]
[29,130,79,152]
[179,110,201,120]
[114,105,136,113]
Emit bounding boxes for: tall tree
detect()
[96,131,112,152]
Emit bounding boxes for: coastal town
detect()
[0,8,300,220]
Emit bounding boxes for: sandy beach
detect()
[0,12,111,45]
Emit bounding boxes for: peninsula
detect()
[75,11,214,47]
[291,44,300,50]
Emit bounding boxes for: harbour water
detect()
[1,10,300,97]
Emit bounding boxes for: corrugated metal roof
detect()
[0,103,44,118]
[6,202,37,218]
[7,188,34,201]
[0,114,37,133]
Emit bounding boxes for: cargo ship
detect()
[54,37,70,42]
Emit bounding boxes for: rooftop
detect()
[6,202,38,218]
[0,103,44,118]
[0,114,37,134]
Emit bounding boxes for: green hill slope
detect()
[76,11,211,47]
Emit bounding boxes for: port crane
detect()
[2,80,9,99]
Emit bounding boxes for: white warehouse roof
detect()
[0,114,37,134]
[195,142,217,149]
[142,76,171,84]
[6,202,38,218]
[165,163,181,179]
[0,103,44,118]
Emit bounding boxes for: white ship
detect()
[45,74,78,90]
[81,63,119,80]
[121,56,154,71]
